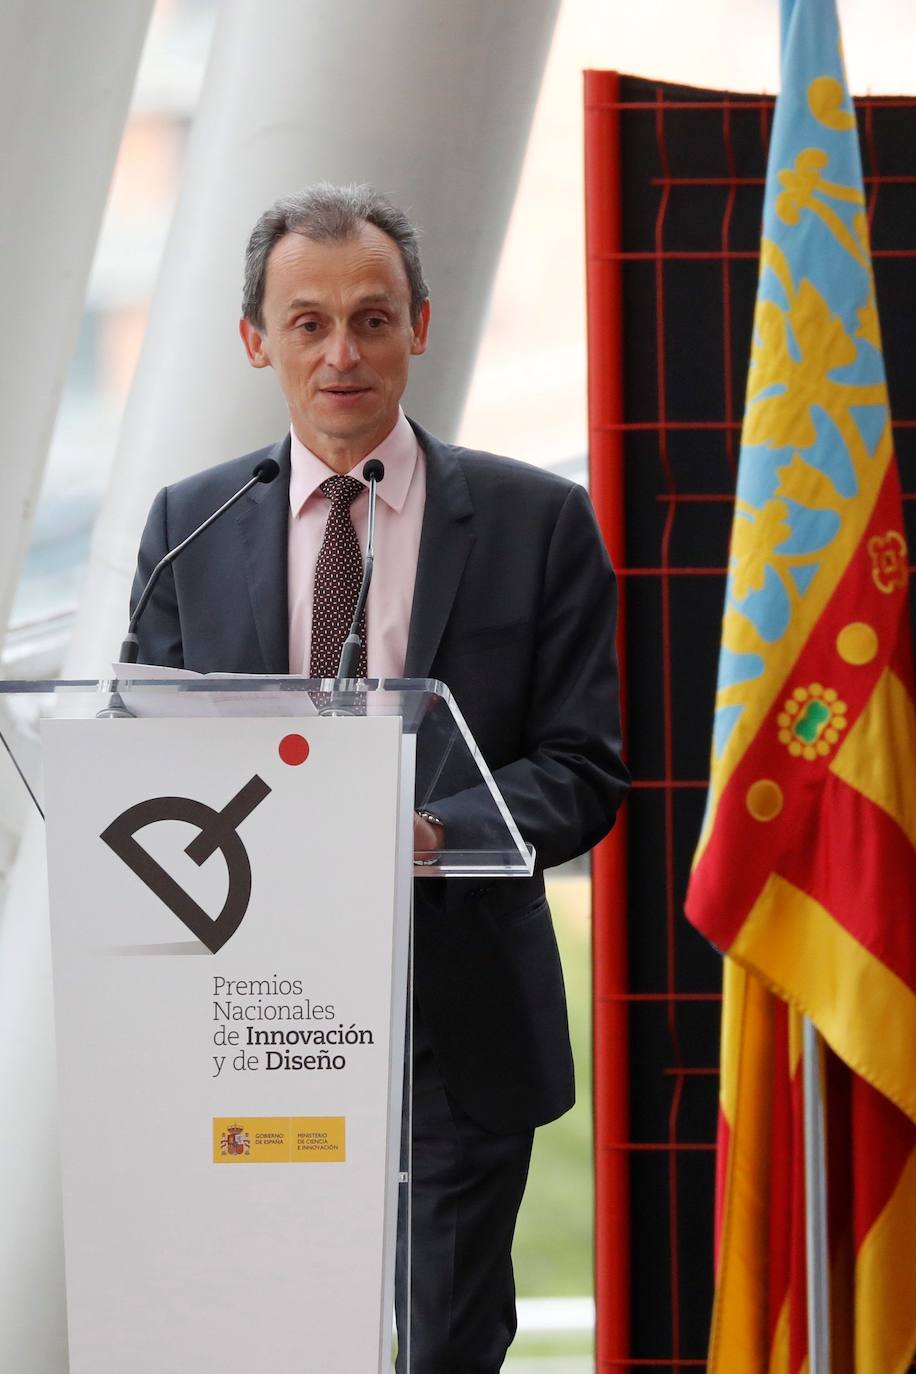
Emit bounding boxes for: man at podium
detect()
[131,183,628,1373]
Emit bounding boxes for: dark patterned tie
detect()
[309,475,368,678]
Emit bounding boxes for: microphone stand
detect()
[321,459,385,715]
[97,458,281,719]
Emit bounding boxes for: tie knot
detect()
[320,475,364,507]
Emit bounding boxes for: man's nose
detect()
[325,327,359,371]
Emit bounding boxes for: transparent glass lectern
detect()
[0,677,534,874]
[0,676,533,1374]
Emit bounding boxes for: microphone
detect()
[335,459,385,679]
[118,458,280,665]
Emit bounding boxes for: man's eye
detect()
[300,320,319,333]
[367,316,386,329]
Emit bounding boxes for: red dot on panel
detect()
[279,734,310,766]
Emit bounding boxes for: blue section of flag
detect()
[780,0,800,59]
[849,404,889,459]
[713,705,744,760]
[717,648,765,689]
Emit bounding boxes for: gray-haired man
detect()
[132,183,628,1370]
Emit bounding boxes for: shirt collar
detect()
[289,408,419,518]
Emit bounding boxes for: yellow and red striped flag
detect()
[685,1,916,1369]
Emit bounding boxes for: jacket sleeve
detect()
[130,486,184,668]
[431,483,630,871]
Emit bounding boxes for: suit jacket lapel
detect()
[235,434,291,674]
[404,420,474,679]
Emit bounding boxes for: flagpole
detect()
[802,1017,830,1373]
[780,9,831,1369]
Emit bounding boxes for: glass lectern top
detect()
[0,677,534,877]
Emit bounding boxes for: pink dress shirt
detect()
[287,409,426,679]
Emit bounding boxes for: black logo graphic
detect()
[100,776,271,953]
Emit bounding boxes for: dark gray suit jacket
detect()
[131,419,629,1132]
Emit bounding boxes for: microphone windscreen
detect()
[253,458,280,483]
[363,459,385,483]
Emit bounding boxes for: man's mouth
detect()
[320,386,372,408]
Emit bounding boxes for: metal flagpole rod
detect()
[802,1016,831,1373]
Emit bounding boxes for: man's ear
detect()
[410,298,431,357]
[239,317,271,369]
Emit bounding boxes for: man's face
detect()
[240,222,429,465]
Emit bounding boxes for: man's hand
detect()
[413,811,444,865]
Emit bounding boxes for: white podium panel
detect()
[41,715,411,1373]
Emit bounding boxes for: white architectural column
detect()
[66,0,561,676]
[0,11,151,1367]
[0,2,560,1367]
[0,0,153,647]
[0,821,66,1374]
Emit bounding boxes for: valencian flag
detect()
[685,1,916,1371]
